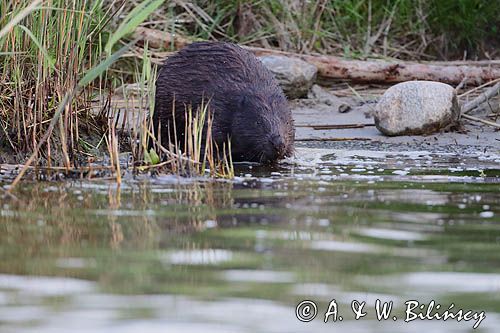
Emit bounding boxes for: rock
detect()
[308,84,351,113]
[374,81,460,136]
[259,55,317,99]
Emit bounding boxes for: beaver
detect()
[153,42,294,163]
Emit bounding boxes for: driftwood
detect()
[461,81,500,114]
[134,27,500,86]
[458,79,500,129]
[251,47,500,86]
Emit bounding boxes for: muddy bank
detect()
[1,83,498,176]
[292,89,499,153]
[108,84,499,153]
[294,103,499,151]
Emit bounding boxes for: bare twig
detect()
[459,78,500,98]
[347,84,376,115]
[461,114,500,129]
[296,124,375,130]
[462,114,500,128]
[296,137,372,142]
[455,76,469,92]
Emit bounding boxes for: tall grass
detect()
[1,0,107,163]
[1,0,234,185]
[169,103,234,178]
[3,0,495,185]
[0,0,166,186]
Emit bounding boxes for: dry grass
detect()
[143,101,234,179]
[1,0,234,187]
[122,0,499,60]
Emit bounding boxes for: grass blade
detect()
[0,0,42,40]
[105,0,164,54]
[18,24,56,70]
[9,38,139,192]
[79,38,137,87]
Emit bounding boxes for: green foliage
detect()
[0,0,163,169]
[144,148,160,165]
[0,0,108,156]
[105,0,164,55]
[159,0,499,59]
[428,0,500,53]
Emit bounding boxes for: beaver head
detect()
[228,91,294,163]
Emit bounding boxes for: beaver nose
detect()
[270,134,286,157]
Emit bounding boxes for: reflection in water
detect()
[165,249,233,265]
[0,147,499,332]
[372,272,500,294]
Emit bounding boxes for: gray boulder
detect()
[259,55,317,99]
[374,81,460,136]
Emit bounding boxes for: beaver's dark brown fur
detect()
[153,42,294,163]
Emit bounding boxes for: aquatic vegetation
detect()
[0,0,234,184]
[0,1,159,170]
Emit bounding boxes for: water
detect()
[1,145,499,332]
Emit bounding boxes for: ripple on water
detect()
[0,306,48,323]
[309,240,380,253]
[362,272,500,295]
[292,283,402,304]
[357,228,427,241]
[221,270,295,283]
[0,274,95,296]
[0,142,499,333]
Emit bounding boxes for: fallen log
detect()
[251,47,500,86]
[134,27,500,86]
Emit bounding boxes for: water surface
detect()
[1,145,499,332]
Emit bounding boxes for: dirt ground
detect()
[293,101,499,149]
[292,84,499,156]
[109,83,499,156]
